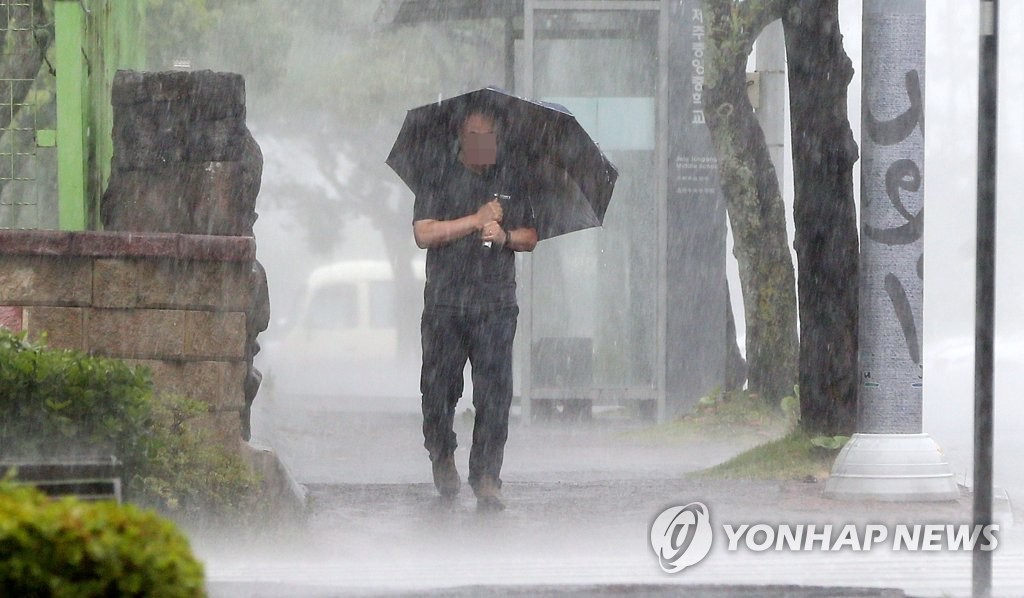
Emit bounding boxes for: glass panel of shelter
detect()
[522,7,659,394]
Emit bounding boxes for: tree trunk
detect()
[703,2,798,404]
[782,0,860,434]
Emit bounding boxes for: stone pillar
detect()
[825,0,956,501]
[102,70,269,440]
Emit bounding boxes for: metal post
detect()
[520,0,535,426]
[655,0,669,423]
[973,1,998,595]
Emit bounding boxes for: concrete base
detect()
[824,433,959,501]
[245,441,308,515]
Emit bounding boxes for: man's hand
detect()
[475,199,503,229]
[481,221,507,246]
[413,199,509,250]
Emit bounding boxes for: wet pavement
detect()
[196,394,1024,597]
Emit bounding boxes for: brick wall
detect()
[0,229,255,447]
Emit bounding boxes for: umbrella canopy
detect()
[386,86,618,240]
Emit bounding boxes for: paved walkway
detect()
[196,395,1023,597]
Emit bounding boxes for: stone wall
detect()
[0,229,255,445]
[0,71,302,507]
[101,70,269,440]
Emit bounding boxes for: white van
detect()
[262,258,426,407]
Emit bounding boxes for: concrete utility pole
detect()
[825,0,958,501]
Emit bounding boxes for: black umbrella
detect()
[386,86,618,240]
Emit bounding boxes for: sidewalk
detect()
[197,396,1022,597]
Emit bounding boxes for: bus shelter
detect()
[380,0,729,422]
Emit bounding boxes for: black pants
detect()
[420,305,518,491]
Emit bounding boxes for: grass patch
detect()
[616,387,850,482]
[694,429,843,481]
[620,389,796,443]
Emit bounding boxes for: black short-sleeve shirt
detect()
[413,160,536,310]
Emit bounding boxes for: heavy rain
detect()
[0,0,1021,596]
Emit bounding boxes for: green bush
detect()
[0,481,205,597]
[129,394,260,519]
[0,329,259,521]
[0,331,151,462]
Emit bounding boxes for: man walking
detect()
[412,106,537,511]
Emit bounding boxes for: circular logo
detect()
[650,502,713,573]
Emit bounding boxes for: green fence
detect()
[0,0,144,231]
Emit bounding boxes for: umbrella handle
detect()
[483,193,511,248]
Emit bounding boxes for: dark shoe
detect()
[474,475,505,511]
[432,454,460,499]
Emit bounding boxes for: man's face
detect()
[460,112,497,167]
